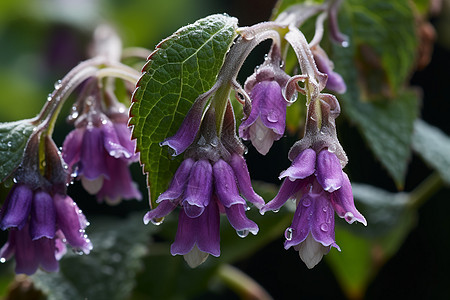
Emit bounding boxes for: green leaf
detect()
[32,213,151,300]
[412,120,450,184]
[332,9,419,186]
[130,14,238,207]
[0,119,36,182]
[342,0,417,92]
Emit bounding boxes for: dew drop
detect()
[243,32,255,41]
[322,206,327,212]
[0,258,5,263]
[237,230,249,238]
[12,177,17,183]
[62,238,67,243]
[47,94,52,102]
[54,79,62,90]
[279,60,285,68]
[267,111,278,123]
[285,227,293,241]
[7,141,12,147]
[101,119,108,125]
[320,223,329,232]
[273,209,279,213]
[73,249,84,255]
[151,218,163,226]
[344,212,354,223]
[303,198,311,207]
[341,40,349,48]
[86,222,90,227]
[328,145,336,153]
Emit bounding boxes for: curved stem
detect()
[121,47,152,60]
[409,172,444,210]
[95,66,140,84]
[216,264,273,300]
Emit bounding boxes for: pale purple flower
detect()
[143,154,263,267]
[62,113,141,203]
[0,185,92,275]
[312,46,346,94]
[239,81,288,155]
[261,148,366,268]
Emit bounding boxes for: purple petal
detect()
[260,178,306,215]
[143,200,178,225]
[96,155,142,204]
[213,159,246,208]
[224,203,258,235]
[102,119,133,159]
[53,194,92,254]
[113,122,138,161]
[157,158,194,203]
[310,193,336,247]
[79,126,109,180]
[196,200,220,257]
[30,190,56,240]
[238,85,262,140]
[161,94,210,156]
[34,237,59,272]
[313,49,346,94]
[280,148,316,180]
[62,128,84,168]
[258,81,287,136]
[0,184,33,230]
[183,160,213,218]
[13,225,39,275]
[316,149,344,192]
[170,209,197,256]
[330,173,367,225]
[228,154,265,209]
[284,194,313,249]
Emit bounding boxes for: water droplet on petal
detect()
[273,209,279,213]
[0,257,5,263]
[237,230,249,238]
[344,212,355,223]
[285,227,293,241]
[54,80,62,90]
[320,223,329,232]
[303,198,311,207]
[267,111,278,123]
[151,218,163,226]
[322,207,327,213]
[243,32,254,41]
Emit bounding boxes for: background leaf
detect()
[0,119,36,182]
[412,120,450,184]
[130,14,238,207]
[331,1,420,187]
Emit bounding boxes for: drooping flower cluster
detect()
[143,102,264,267]
[62,81,141,204]
[0,135,92,274]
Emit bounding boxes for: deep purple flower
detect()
[62,112,141,203]
[238,46,291,155]
[239,81,288,155]
[261,148,366,268]
[0,186,91,275]
[143,154,263,267]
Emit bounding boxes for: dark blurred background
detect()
[0,0,449,299]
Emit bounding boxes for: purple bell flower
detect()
[143,153,262,267]
[261,148,366,268]
[62,112,141,203]
[0,186,92,274]
[239,81,288,155]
